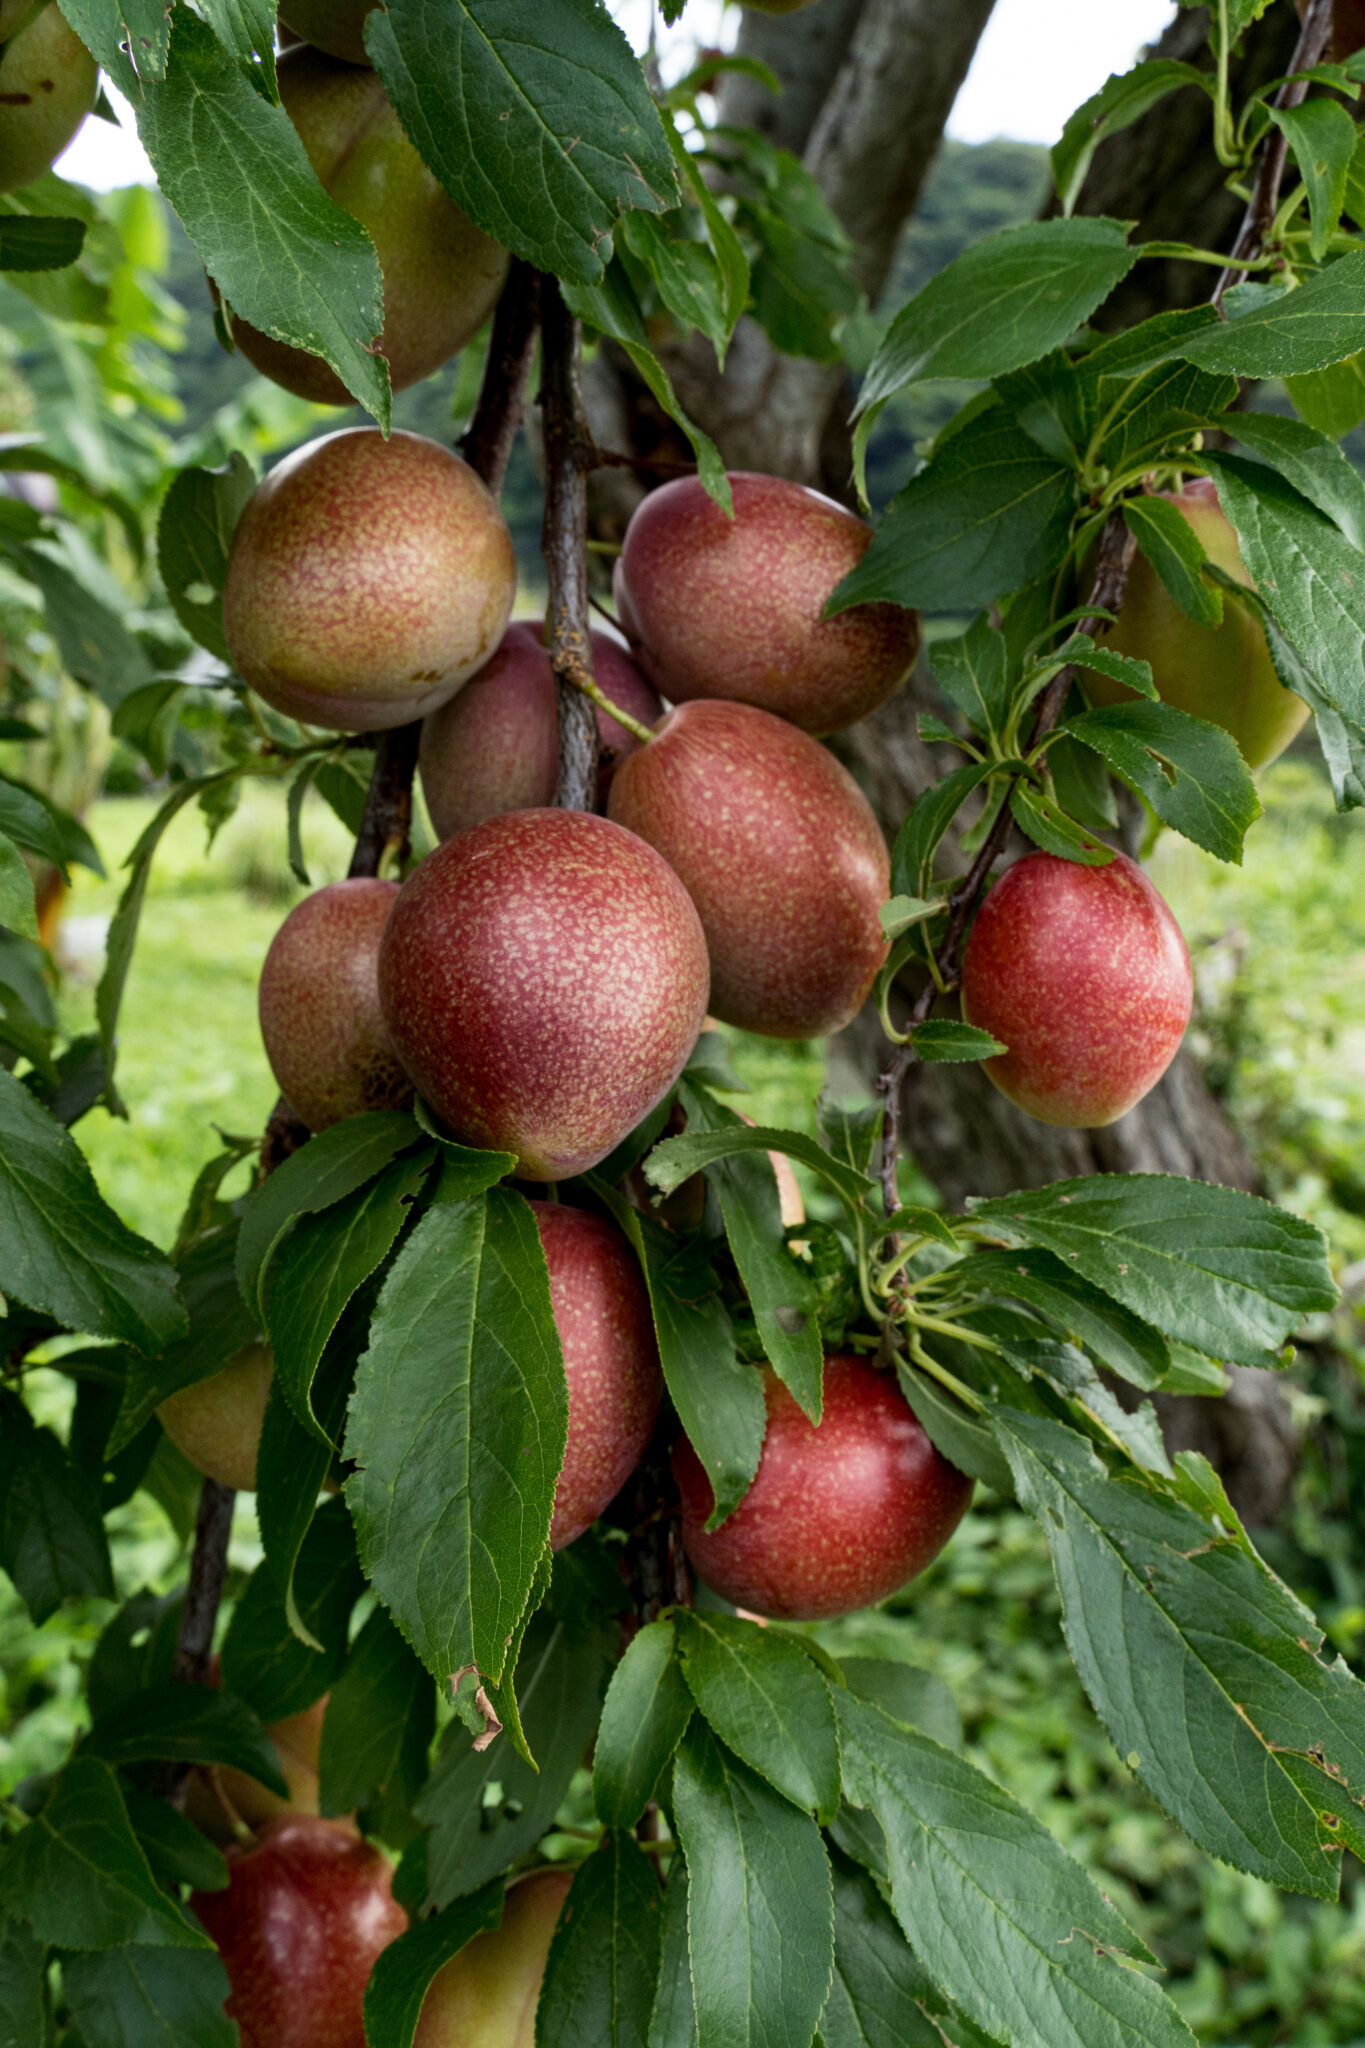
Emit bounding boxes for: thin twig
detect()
[874,513,1138,1222]
[538,277,600,811]
[460,259,542,499]
[347,722,423,880]
[172,1479,236,1687]
[1212,0,1336,307]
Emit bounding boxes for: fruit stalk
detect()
[1213,0,1336,306]
[539,276,602,812]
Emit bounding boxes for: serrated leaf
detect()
[60,1948,236,2048]
[1238,584,1365,810]
[1286,349,1365,437]
[82,1685,288,1795]
[538,1830,663,2048]
[858,219,1140,410]
[890,762,995,898]
[1269,96,1358,260]
[0,1388,113,1623]
[14,541,155,708]
[998,1408,1365,1896]
[676,1611,840,1823]
[820,1849,970,2048]
[344,1188,568,1687]
[945,1246,1169,1390]
[369,0,676,286]
[0,834,37,942]
[156,456,255,664]
[1061,698,1261,862]
[910,1019,1009,1065]
[644,1125,874,1223]
[834,1693,1193,2048]
[648,1862,697,2048]
[110,1224,257,1453]
[1053,61,1211,215]
[122,1785,228,1894]
[672,1721,834,2048]
[221,1496,363,1722]
[1009,780,1115,862]
[896,1361,1015,1497]
[929,615,1011,742]
[0,215,85,272]
[594,1619,694,1830]
[840,1658,964,1751]
[1228,412,1365,550]
[0,1919,50,2048]
[198,0,278,98]
[1122,495,1222,628]
[1170,252,1365,378]
[317,1605,435,1820]
[362,1881,505,2048]
[967,1174,1335,1366]
[1073,640,1159,700]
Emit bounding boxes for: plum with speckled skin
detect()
[414,1868,572,2047]
[1084,479,1308,770]
[607,699,889,1040]
[614,473,918,735]
[259,877,412,1131]
[226,45,507,405]
[377,809,710,1180]
[529,1201,662,1548]
[0,0,97,194]
[420,623,662,839]
[279,0,379,63]
[961,850,1193,1128]
[674,1354,972,1622]
[192,1816,405,2048]
[158,1343,273,1494]
[224,429,516,732]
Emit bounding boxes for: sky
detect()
[55,0,1178,192]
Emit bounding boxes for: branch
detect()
[172,1478,236,1687]
[347,722,423,880]
[874,512,1138,1222]
[538,276,600,811]
[460,258,541,499]
[1213,0,1336,306]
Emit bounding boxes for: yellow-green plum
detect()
[157,1343,274,1494]
[1085,479,1308,770]
[614,472,918,734]
[222,428,516,731]
[279,0,380,63]
[185,1673,336,1844]
[377,808,709,1180]
[0,1,97,194]
[419,622,662,839]
[258,877,412,1130]
[414,1868,573,2047]
[607,699,889,1040]
[226,44,506,406]
[960,851,1193,1128]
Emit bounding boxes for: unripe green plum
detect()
[1085,479,1308,770]
[614,472,918,735]
[414,1868,573,2047]
[259,877,412,1130]
[223,427,516,731]
[960,850,1193,1128]
[377,808,710,1180]
[279,0,380,64]
[607,699,889,1040]
[157,1343,274,1494]
[0,1,97,195]
[227,44,507,405]
[419,622,662,839]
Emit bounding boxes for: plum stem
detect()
[1211,0,1335,310]
[539,277,602,811]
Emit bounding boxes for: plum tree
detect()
[377,808,710,1178]
[191,1816,405,2048]
[673,1354,973,1621]
[607,699,889,1038]
[1084,479,1309,770]
[225,44,507,404]
[157,1343,273,1494]
[279,0,380,64]
[961,850,1194,1127]
[0,0,97,194]
[258,877,412,1131]
[419,623,661,839]
[529,1200,662,1547]
[413,1868,573,2046]
[614,472,919,734]
[223,428,516,732]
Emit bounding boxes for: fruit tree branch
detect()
[1213,0,1336,306]
[460,258,542,499]
[538,275,600,812]
[874,511,1138,1223]
[172,1477,236,1689]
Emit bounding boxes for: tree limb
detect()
[539,276,600,812]
[1213,0,1337,304]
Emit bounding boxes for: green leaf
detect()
[82,1686,289,1796]
[538,1830,663,2048]
[594,1619,694,1830]
[676,1611,840,1823]
[1053,61,1211,215]
[644,1126,875,1224]
[671,1721,834,2048]
[890,762,995,898]
[0,1920,50,2048]
[110,1223,257,1455]
[859,218,1140,410]
[156,456,255,664]
[0,1069,184,1352]
[317,1605,436,1820]
[998,1409,1365,1896]
[819,1849,966,2048]
[1071,640,1159,701]
[198,0,278,99]
[0,835,36,942]
[220,1496,363,1722]
[14,541,155,708]
[124,10,388,420]
[835,1692,1193,2048]
[1286,349,1365,437]
[122,1785,228,1894]
[362,1881,505,2048]
[829,407,1075,615]
[839,1659,963,1752]
[266,1148,435,1441]
[1171,252,1365,378]
[1236,583,1365,811]
[648,1862,697,2048]
[909,1019,1008,1065]
[1227,412,1365,551]
[1061,699,1261,863]
[345,1188,568,1687]
[895,1361,1015,1497]
[369,0,676,286]
[0,1757,209,1950]
[0,776,91,879]
[60,1948,235,2048]
[255,1319,358,1651]
[588,1179,765,1530]
[1122,494,1221,627]
[946,1246,1169,1390]
[967,1174,1336,1366]
[666,113,749,354]
[0,215,85,271]
[747,200,860,365]
[406,1611,609,1912]
[929,615,1011,743]
[1268,96,1358,260]
[0,1389,113,1623]
[1008,780,1114,863]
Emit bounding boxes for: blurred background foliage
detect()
[3,133,1365,2047]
